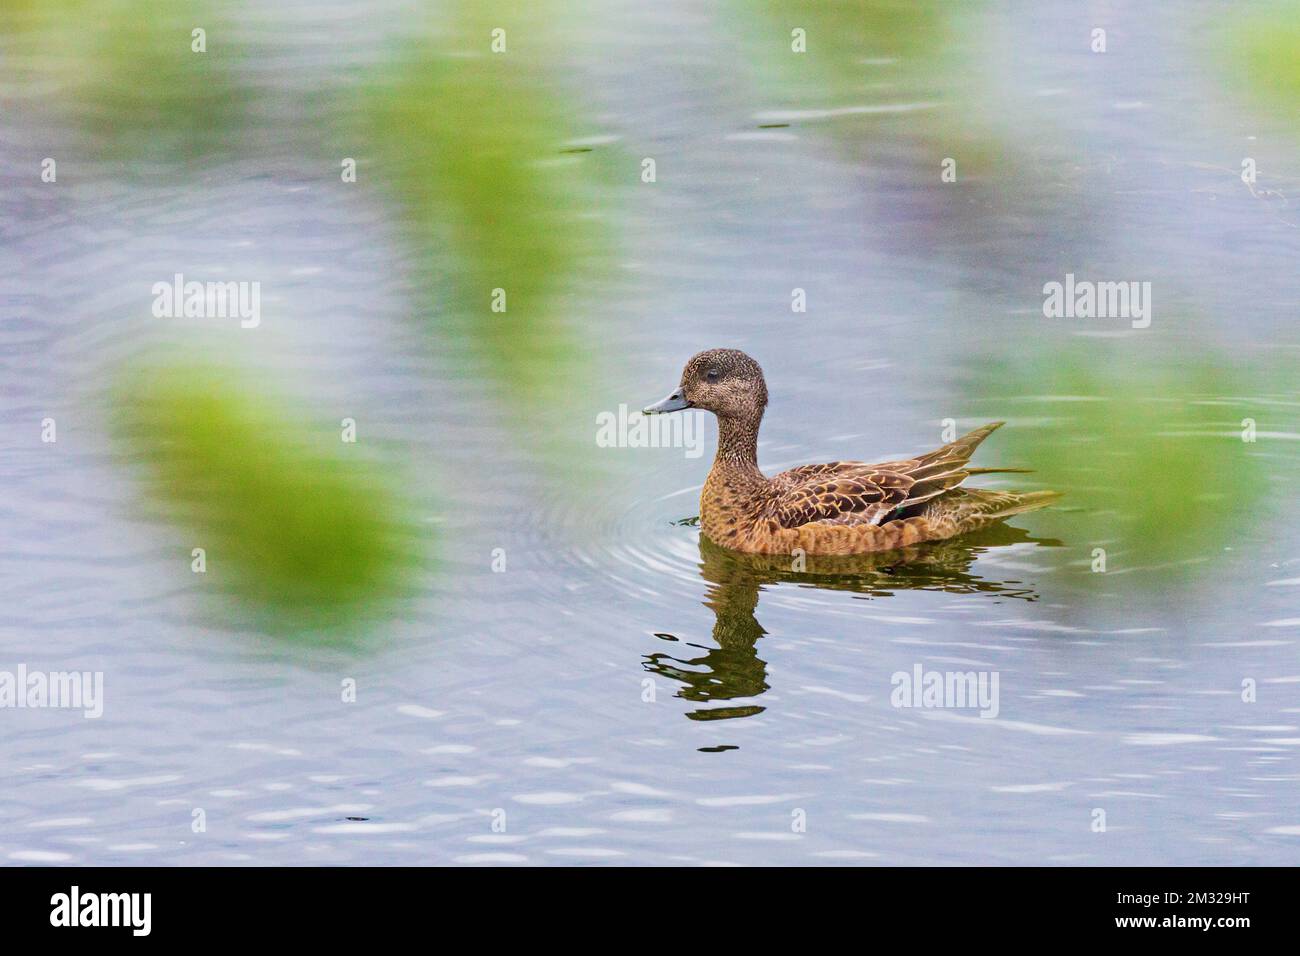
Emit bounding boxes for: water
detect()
[2,1,1299,864]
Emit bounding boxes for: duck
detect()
[643,348,1059,555]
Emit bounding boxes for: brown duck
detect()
[643,348,1059,555]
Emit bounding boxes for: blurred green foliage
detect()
[973,345,1269,582]
[359,6,614,424]
[2,0,246,162]
[1223,1,1300,115]
[115,363,421,627]
[744,0,954,92]
[5,0,621,621]
[737,1,1060,260]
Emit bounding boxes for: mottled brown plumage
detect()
[643,348,1059,555]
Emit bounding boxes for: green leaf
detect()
[114,361,423,632]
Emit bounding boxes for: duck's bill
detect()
[642,389,690,414]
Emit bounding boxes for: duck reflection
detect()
[644,523,1061,721]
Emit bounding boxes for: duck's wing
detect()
[766,464,916,527]
[766,422,1006,529]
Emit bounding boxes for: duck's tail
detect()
[974,489,1062,519]
[935,424,1060,522]
[920,487,1061,533]
[934,421,1005,461]
[899,422,1008,509]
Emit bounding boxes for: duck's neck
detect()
[712,413,765,485]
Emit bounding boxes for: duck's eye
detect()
[706,368,720,382]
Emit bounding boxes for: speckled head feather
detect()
[678,348,768,420]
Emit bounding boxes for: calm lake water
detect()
[2,1,1299,864]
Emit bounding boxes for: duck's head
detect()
[643,348,768,420]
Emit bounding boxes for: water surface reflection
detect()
[646,524,1063,722]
